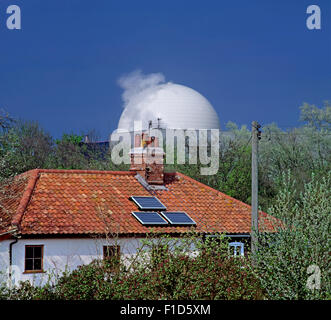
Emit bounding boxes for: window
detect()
[229,242,244,257]
[25,245,43,273]
[103,246,120,263]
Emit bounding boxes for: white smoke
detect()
[117,70,168,131]
[118,70,165,105]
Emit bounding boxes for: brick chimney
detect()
[130,133,165,185]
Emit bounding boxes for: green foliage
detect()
[0,119,131,178]
[55,133,83,145]
[217,147,252,203]
[49,133,89,169]
[0,120,53,179]
[254,172,331,299]
[0,109,14,131]
[299,101,331,130]
[55,260,115,300]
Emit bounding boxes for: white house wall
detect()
[0,237,145,287]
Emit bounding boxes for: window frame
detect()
[103,245,121,262]
[228,241,244,257]
[24,245,44,274]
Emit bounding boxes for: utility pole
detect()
[251,121,261,258]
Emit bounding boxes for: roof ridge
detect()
[12,169,40,229]
[22,169,135,175]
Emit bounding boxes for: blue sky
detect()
[0,0,330,139]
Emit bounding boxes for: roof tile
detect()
[0,169,277,236]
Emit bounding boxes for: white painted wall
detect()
[0,237,146,287]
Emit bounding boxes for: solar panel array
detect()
[131,196,166,210]
[130,196,196,227]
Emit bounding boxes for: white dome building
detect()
[117,83,220,131]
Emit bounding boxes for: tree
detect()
[0,109,13,131]
[255,172,331,299]
[260,104,331,204]
[0,121,52,179]
[48,133,88,170]
[299,101,331,130]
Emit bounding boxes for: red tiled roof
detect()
[0,171,32,234]
[0,169,276,236]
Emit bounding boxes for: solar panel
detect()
[131,196,166,210]
[132,212,169,225]
[160,212,196,225]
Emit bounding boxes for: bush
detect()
[55,260,118,300]
[111,237,263,300]
[255,172,331,299]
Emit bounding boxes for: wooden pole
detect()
[251,121,260,258]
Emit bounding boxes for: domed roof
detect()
[117,83,220,131]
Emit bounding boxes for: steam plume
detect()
[117,70,168,131]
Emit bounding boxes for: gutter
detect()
[0,228,18,237]
[1,229,21,284]
[8,233,20,286]
[206,234,251,238]
[0,229,20,279]
[9,237,18,269]
[225,234,251,238]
